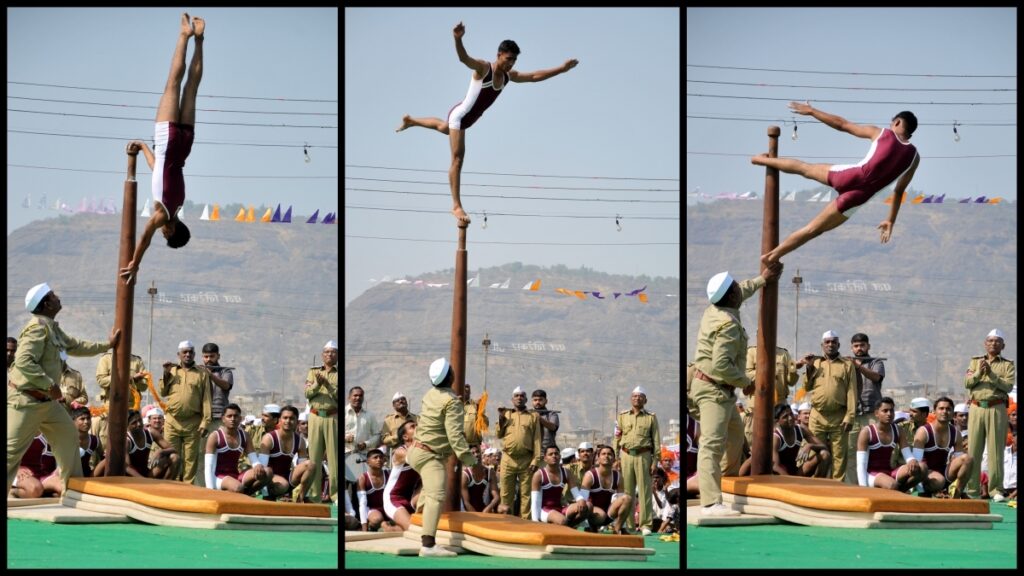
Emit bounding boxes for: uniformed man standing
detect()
[159,340,212,485]
[407,357,477,557]
[58,352,88,412]
[801,330,857,482]
[495,385,542,520]
[743,345,799,446]
[964,329,1015,501]
[614,386,660,535]
[307,339,340,504]
[94,350,148,446]
[7,283,119,496]
[380,391,418,455]
[691,266,781,517]
[461,383,487,447]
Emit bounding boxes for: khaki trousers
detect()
[691,376,744,506]
[621,449,654,530]
[307,411,339,504]
[809,408,847,481]
[966,403,1009,497]
[165,412,202,485]
[499,453,534,520]
[7,396,84,496]
[407,444,446,537]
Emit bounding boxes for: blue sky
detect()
[686,7,1016,203]
[6,7,338,234]
[344,7,680,305]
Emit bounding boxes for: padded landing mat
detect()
[6,497,61,508]
[6,502,131,524]
[406,523,654,560]
[410,511,643,548]
[722,475,989,514]
[685,505,781,526]
[67,476,330,517]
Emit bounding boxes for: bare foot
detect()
[192,16,205,39]
[181,12,194,37]
[452,206,471,224]
[751,153,768,165]
[395,115,413,132]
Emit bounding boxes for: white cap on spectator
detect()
[324,340,339,350]
[953,403,968,414]
[178,340,194,351]
[560,448,576,461]
[632,386,647,396]
[484,447,499,456]
[578,442,594,451]
[821,330,839,341]
[798,402,812,413]
[262,403,282,415]
[894,411,910,423]
[987,329,1005,340]
[910,397,930,410]
[25,282,51,312]
[392,391,406,401]
[298,412,309,422]
[512,385,525,395]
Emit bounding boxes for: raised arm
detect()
[788,101,881,140]
[452,22,487,77]
[126,140,155,171]
[119,208,169,285]
[510,59,578,83]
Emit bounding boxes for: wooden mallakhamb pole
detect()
[445,220,469,510]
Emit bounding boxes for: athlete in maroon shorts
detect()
[396,21,578,225]
[752,102,920,266]
[120,13,205,285]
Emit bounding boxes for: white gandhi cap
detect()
[392,391,406,401]
[632,386,647,396]
[429,357,450,386]
[953,403,968,414]
[798,402,812,412]
[706,272,734,304]
[262,403,282,415]
[910,397,930,410]
[560,448,576,460]
[324,340,339,350]
[298,412,309,422]
[178,340,194,350]
[25,282,52,312]
[578,442,594,451]
[894,411,910,423]
[821,330,839,341]
[512,386,525,395]
[987,329,1005,340]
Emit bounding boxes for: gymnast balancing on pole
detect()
[121,13,204,285]
[396,21,578,224]
[752,102,920,266]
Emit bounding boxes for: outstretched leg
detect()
[179,16,204,126]
[449,128,470,223]
[396,115,450,134]
[156,13,193,123]
[762,201,848,265]
[752,154,832,187]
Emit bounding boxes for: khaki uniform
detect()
[691,276,764,507]
[407,386,476,539]
[305,364,338,503]
[804,355,856,482]
[964,354,1014,497]
[686,362,698,419]
[463,399,487,446]
[496,408,541,520]
[59,364,88,411]
[92,352,147,447]
[7,314,110,496]
[381,412,419,449]
[159,363,212,485]
[742,346,799,446]
[614,408,659,531]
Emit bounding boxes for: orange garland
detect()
[87,371,167,417]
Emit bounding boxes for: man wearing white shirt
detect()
[345,386,381,506]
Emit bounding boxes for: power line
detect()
[8,128,338,148]
[686,151,1016,159]
[346,234,678,246]
[7,96,337,116]
[346,164,678,181]
[686,64,1016,79]
[345,187,678,203]
[9,163,338,179]
[686,114,1016,127]
[686,93,1016,105]
[346,176,678,192]
[8,109,337,128]
[686,79,1016,92]
[345,205,679,220]
[9,81,338,103]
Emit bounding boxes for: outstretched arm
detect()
[878,154,920,243]
[510,59,578,83]
[120,209,168,285]
[452,22,488,77]
[127,140,155,171]
[788,101,881,140]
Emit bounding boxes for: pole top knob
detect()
[768,126,781,137]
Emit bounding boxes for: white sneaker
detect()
[419,546,457,557]
[992,492,1007,502]
[640,527,652,536]
[700,503,740,517]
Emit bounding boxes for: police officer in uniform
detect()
[381,391,419,453]
[94,350,148,446]
[743,345,799,447]
[305,339,339,504]
[159,340,212,485]
[614,386,660,534]
[801,330,857,482]
[691,266,781,517]
[496,385,542,520]
[462,382,487,447]
[964,329,1015,501]
[407,357,477,557]
[58,352,88,412]
[7,283,119,496]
